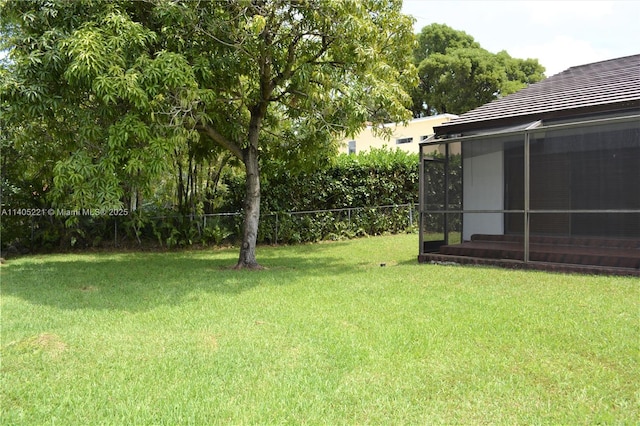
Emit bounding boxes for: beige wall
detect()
[341,114,458,155]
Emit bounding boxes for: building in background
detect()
[341,114,458,155]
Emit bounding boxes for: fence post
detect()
[409,204,413,227]
[30,215,35,251]
[275,213,278,245]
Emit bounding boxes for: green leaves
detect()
[246,14,266,35]
[63,24,108,83]
[1,1,200,215]
[51,149,123,210]
[412,24,545,116]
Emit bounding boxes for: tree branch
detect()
[197,123,243,160]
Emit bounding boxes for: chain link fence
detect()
[5,203,419,252]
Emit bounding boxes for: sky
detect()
[402,0,640,76]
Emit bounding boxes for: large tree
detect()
[1,0,416,268]
[410,23,545,117]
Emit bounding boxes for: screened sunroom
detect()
[418,55,640,275]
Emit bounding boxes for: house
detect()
[418,54,640,276]
[341,114,458,155]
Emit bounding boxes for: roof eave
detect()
[433,99,640,138]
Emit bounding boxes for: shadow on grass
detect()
[1,242,355,313]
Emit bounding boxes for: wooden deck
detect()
[418,234,640,276]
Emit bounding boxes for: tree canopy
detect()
[1,0,417,268]
[410,23,545,117]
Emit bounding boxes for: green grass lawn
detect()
[1,234,638,425]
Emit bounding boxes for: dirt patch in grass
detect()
[8,333,68,358]
[201,334,220,352]
[32,333,67,357]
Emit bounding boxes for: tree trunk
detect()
[235,143,262,269]
[198,107,266,269]
[235,104,267,269]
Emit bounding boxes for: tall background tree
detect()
[410,23,545,117]
[1,0,416,268]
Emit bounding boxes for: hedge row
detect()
[223,148,421,213]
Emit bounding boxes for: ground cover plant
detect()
[1,234,638,424]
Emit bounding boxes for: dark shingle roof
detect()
[434,54,640,137]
